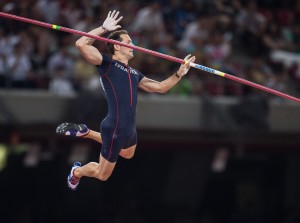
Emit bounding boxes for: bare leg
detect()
[119,144,136,159]
[74,154,116,181]
[83,129,136,159]
[83,130,102,143]
[73,146,136,182]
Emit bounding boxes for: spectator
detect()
[0,54,6,87]
[261,23,287,54]
[6,42,35,88]
[265,62,287,101]
[35,0,61,24]
[61,1,83,28]
[178,13,215,53]
[290,23,300,53]
[73,55,98,91]
[49,65,75,96]
[0,27,14,57]
[235,1,266,56]
[130,1,166,35]
[203,29,231,69]
[47,45,75,78]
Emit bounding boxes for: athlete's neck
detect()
[112,55,129,66]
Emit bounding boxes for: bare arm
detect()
[139,54,196,93]
[139,74,181,93]
[75,27,107,65]
[75,10,123,65]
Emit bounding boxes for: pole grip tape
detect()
[52,25,61,30]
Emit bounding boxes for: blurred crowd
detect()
[0,0,300,100]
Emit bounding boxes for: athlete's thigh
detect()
[119,144,136,159]
[123,130,137,149]
[119,129,137,158]
[124,144,136,150]
[100,118,124,162]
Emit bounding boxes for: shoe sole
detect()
[56,123,88,136]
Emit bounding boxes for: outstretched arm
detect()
[138,54,196,93]
[75,10,123,65]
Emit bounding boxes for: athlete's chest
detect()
[110,62,140,84]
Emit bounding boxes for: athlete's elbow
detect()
[146,86,167,94]
[159,87,169,94]
[75,39,84,49]
[155,84,167,94]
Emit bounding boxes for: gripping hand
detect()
[177,54,196,77]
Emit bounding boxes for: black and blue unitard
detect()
[96,55,144,162]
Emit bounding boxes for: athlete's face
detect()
[119,34,134,59]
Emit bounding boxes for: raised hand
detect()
[102,10,123,32]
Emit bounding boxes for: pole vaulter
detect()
[1,12,300,103]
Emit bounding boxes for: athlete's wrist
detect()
[175,71,182,78]
[101,25,108,33]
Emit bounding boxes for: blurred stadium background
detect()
[1,0,300,222]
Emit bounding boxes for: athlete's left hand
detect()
[177,54,196,77]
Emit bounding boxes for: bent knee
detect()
[93,168,112,181]
[120,146,136,159]
[95,172,110,181]
[120,150,135,159]
[122,153,135,159]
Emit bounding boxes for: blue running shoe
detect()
[67,161,81,190]
[56,123,90,137]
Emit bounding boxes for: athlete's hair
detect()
[106,30,128,55]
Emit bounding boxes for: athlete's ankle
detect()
[73,168,81,179]
[81,129,90,138]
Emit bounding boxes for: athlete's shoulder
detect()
[101,54,112,64]
[96,54,113,75]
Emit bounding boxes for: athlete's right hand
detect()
[102,10,123,31]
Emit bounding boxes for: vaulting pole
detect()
[1,12,300,103]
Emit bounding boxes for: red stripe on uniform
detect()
[103,61,118,161]
[126,65,133,106]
